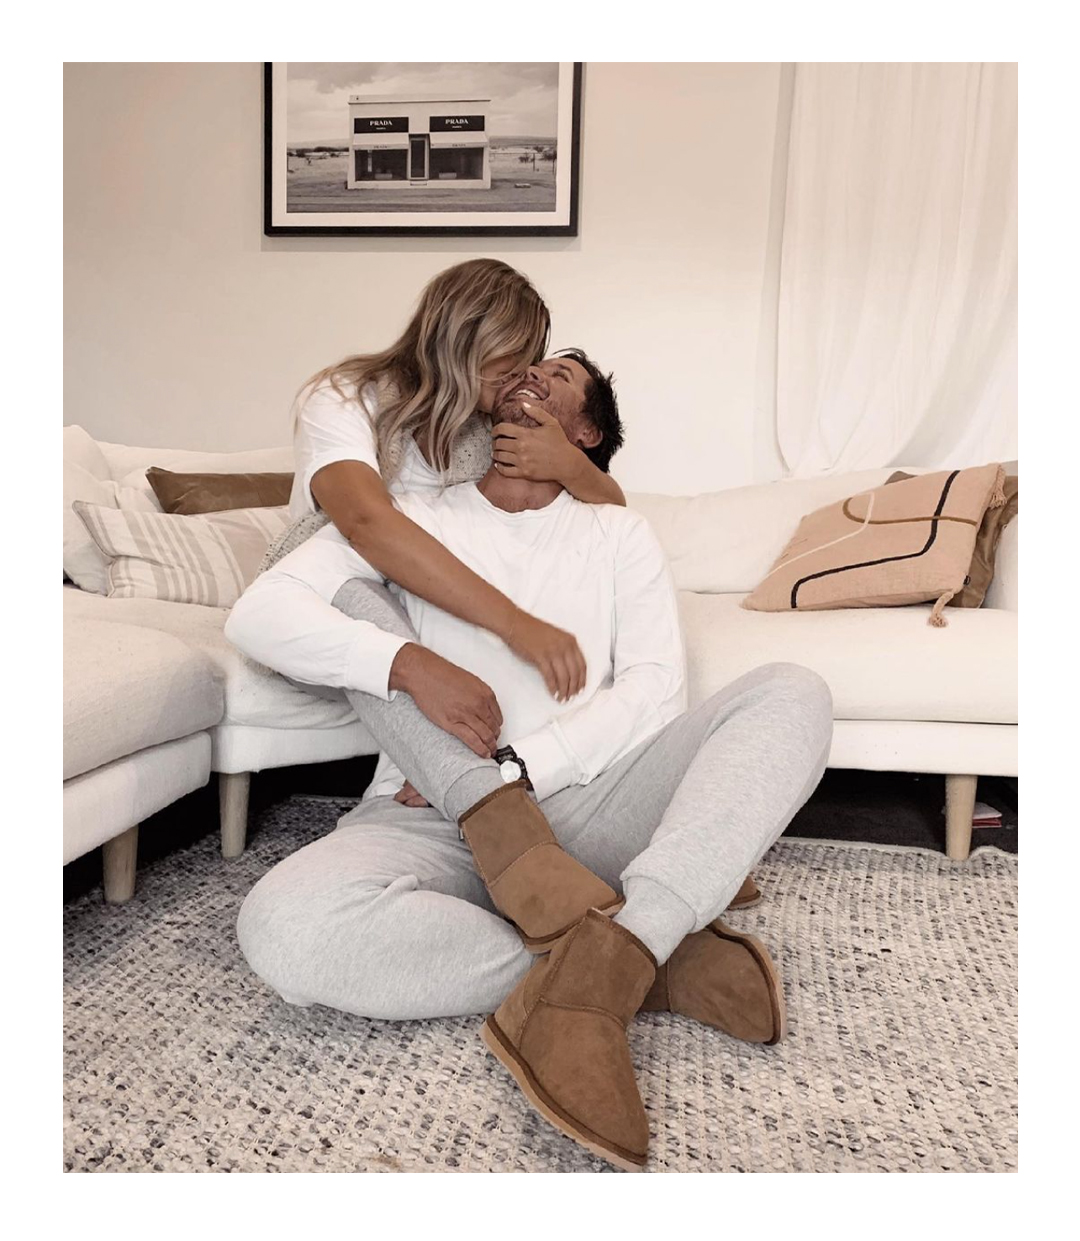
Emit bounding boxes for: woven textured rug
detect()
[64,796,1017,1173]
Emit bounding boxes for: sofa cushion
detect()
[97,441,295,488]
[983,518,1017,612]
[63,462,160,594]
[741,465,1006,624]
[73,502,291,607]
[64,619,224,781]
[63,587,358,734]
[63,425,111,482]
[887,470,1018,608]
[679,592,1017,725]
[628,469,902,594]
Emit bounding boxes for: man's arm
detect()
[224,529,408,701]
[509,513,687,801]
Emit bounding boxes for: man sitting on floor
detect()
[225,351,834,1170]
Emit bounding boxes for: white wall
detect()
[64,63,784,495]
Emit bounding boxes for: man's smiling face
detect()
[492,357,591,433]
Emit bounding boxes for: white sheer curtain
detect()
[773,63,1017,476]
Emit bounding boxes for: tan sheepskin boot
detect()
[727,873,762,909]
[458,781,623,952]
[481,908,657,1171]
[640,919,786,1044]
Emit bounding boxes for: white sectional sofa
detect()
[631,472,1017,859]
[62,426,1017,899]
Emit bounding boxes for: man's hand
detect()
[394,781,430,808]
[389,643,503,757]
[491,404,583,487]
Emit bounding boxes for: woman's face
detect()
[477,354,530,414]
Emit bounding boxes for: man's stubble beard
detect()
[493,399,540,429]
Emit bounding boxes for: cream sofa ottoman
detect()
[63,425,377,862]
[63,618,225,900]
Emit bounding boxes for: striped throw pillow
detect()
[72,502,292,608]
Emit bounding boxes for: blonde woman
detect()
[281,258,625,756]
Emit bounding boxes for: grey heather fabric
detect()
[379,410,493,490]
[237,663,834,1019]
[332,577,504,821]
[257,511,332,577]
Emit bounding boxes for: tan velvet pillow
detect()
[146,467,294,515]
[886,470,1017,608]
[741,463,1007,627]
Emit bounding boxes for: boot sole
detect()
[519,898,626,954]
[711,923,787,1045]
[725,893,762,911]
[480,1015,647,1172]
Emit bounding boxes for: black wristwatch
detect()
[494,745,533,792]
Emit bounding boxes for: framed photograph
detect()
[264,62,582,237]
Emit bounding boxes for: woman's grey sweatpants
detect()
[237,581,834,1021]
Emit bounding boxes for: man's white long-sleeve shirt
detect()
[225,483,687,803]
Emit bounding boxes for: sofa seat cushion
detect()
[64,587,357,734]
[64,620,224,780]
[679,592,1017,724]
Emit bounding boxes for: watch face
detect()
[499,759,522,783]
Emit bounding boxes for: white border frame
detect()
[267,62,579,235]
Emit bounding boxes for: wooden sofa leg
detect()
[220,772,251,860]
[945,774,978,861]
[103,825,139,903]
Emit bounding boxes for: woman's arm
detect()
[224,535,504,757]
[312,460,587,701]
[490,407,626,506]
[561,453,626,507]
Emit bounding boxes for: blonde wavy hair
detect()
[298,259,550,479]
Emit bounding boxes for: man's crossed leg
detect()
[238,657,832,1166]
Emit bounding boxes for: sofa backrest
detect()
[982,517,1018,612]
[95,439,294,489]
[627,468,924,594]
[67,426,1008,605]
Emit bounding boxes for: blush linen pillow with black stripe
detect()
[741,464,1008,628]
[72,502,292,608]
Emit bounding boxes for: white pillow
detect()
[627,470,903,594]
[62,461,158,593]
[114,454,295,507]
[98,441,295,482]
[116,467,165,508]
[72,503,292,608]
[63,425,111,482]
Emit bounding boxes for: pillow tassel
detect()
[987,463,1007,509]
[928,589,956,627]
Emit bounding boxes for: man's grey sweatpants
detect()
[237,581,834,1021]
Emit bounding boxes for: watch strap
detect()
[494,745,533,793]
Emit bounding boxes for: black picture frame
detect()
[264,63,582,237]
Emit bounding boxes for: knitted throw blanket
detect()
[257,415,493,576]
